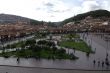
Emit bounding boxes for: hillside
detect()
[0,14,29,23]
[0,14,44,25]
[61,10,110,25]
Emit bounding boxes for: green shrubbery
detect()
[0,39,77,60]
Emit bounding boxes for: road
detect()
[0,65,110,73]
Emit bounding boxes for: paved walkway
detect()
[0,35,34,47]
[0,33,110,72]
[0,65,110,73]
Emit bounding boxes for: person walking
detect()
[102,61,104,67]
[98,61,100,67]
[105,60,109,67]
[106,53,108,58]
[93,60,96,66]
[17,57,20,64]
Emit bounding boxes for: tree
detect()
[52,46,57,54]
[25,39,36,46]
[58,48,66,54]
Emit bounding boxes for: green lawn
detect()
[0,48,78,59]
[64,34,80,39]
[59,40,93,53]
[0,40,78,60]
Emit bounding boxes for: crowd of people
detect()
[93,53,110,69]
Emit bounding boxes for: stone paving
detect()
[0,65,110,73]
[0,33,110,73]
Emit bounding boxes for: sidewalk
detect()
[0,65,110,73]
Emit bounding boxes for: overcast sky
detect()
[0,0,109,22]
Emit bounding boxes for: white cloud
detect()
[0,0,109,22]
[81,0,100,12]
[101,0,110,10]
[77,0,110,14]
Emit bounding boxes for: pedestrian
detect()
[17,57,20,64]
[105,60,109,69]
[102,61,104,67]
[86,52,90,57]
[98,61,100,67]
[73,48,75,53]
[106,53,108,58]
[105,57,108,63]
[105,60,109,67]
[93,60,96,65]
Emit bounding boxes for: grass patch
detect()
[1,38,78,60]
[59,40,93,53]
[64,34,80,39]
